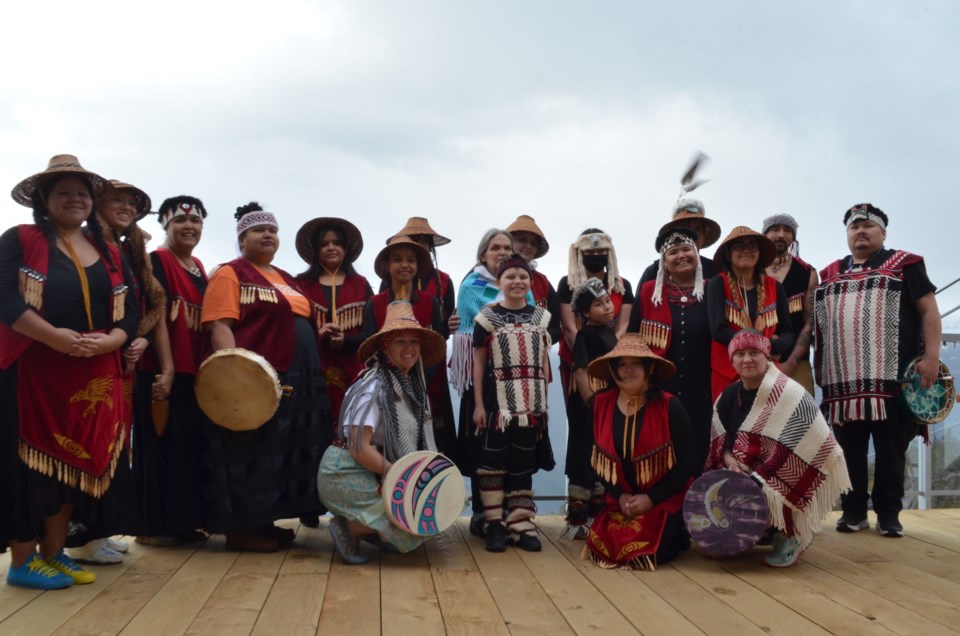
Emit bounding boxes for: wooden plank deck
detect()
[3,511,960,635]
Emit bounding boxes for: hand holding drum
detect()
[195,348,292,431]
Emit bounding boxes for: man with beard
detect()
[813,203,941,538]
[762,214,817,394]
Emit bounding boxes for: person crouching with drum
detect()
[318,301,446,564]
[201,202,332,553]
[705,330,850,568]
[473,254,554,553]
[585,334,698,570]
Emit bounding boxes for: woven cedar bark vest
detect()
[475,305,551,429]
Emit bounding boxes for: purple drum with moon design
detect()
[683,469,769,557]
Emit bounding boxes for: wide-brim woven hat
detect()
[104,179,152,221]
[658,210,722,248]
[357,300,446,367]
[586,333,676,383]
[12,154,108,207]
[506,214,549,258]
[374,235,432,280]
[389,216,450,247]
[712,226,777,272]
[295,217,364,266]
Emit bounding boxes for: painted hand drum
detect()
[899,357,955,425]
[195,348,290,431]
[683,469,769,557]
[382,451,466,536]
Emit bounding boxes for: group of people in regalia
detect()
[1,153,944,589]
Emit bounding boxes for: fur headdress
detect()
[567,230,624,294]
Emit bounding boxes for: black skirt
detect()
[133,371,207,538]
[200,317,333,533]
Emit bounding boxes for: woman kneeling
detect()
[706,329,850,567]
[318,301,446,564]
[586,334,699,570]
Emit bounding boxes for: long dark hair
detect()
[610,357,665,403]
[297,223,358,279]
[32,176,117,273]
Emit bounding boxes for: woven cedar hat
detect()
[12,154,108,207]
[712,226,777,272]
[295,217,364,266]
[389,217,450,247]
[657,201,722,248]
[506,214,549,258]
[586,333,676,383]
[374,235,432,281]
[357,300,446,367]
[103,179,152,221]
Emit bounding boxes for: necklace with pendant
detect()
[770,255,789,274]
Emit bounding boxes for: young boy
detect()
[473,254,554,552]
[564,279,618,537]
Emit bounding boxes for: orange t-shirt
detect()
[202,263,312,323]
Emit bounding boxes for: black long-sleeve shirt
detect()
[0,227,139,340]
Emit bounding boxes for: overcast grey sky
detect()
[2,0,958,329]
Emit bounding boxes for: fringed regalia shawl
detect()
[710,274,779,384]
[450,268,502,395]
[340,359,435,462]
[297,273,372,419]
[705,367,851,544]
[813,250,922,424]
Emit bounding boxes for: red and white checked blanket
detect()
[706,367,851,544]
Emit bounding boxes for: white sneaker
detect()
[105,537,129,553]
[68,539,124,565]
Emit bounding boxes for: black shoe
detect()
[485,522,506,553]
[469,515,487,539]
[836,515,869,533]
[876,515,903,538]
[514,533,542,552]
[300,515,321,529]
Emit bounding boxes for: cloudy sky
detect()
[2,0,958,330]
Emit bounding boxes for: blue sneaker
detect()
[6,553,74,590]
[764,535,803,568]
